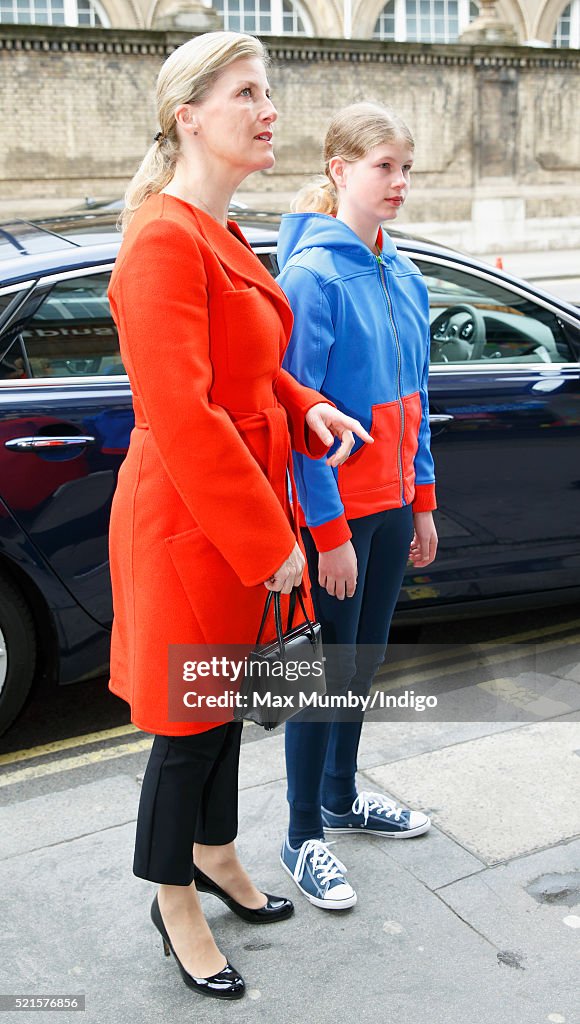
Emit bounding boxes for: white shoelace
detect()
[352,791,405,825]
[293,839,348,886]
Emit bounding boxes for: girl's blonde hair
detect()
[292,102,414,215]
[120,31,268,233]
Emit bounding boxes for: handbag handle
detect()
[287,586,314,633]
[254,587,317,653]
[256,468,317,651]
[254,591,278,648]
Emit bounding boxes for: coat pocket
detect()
[166,526,247,645]
[165,525,267,646]
[222,287,281,380]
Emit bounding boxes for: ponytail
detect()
[119,137,178,234]
[291,174,338,215]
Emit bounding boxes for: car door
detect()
[402,255,580,610]
[0,267,132,628]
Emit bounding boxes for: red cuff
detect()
[308,513,352,552]
[412,483,437,513]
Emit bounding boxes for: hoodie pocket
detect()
[337,401,402,515]
[337,394,423,515]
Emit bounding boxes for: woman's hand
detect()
[305,403,374,468]
[319,540,358,600]
[264,542,305,594]
[409,512,438,568]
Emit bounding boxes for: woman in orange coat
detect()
[107,31,370,1002]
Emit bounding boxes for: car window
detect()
[22,272,125,378]
[412,261,574,365]
[255,250,278,278]
[0,335,28,380]
[0,293,15,320]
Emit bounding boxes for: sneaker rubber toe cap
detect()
[323,882,357,908]
[408,811,431,831]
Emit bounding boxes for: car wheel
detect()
[0,575,37,736]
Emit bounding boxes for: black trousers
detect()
[133,721,243,886]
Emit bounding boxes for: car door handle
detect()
[428,414,454,424]
[4,435,96,451]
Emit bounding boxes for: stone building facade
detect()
[0,4,579,249]
[1,0,578,48]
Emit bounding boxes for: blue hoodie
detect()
[277,212,436,552]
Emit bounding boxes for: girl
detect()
[277,103,438,910]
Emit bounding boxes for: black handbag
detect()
[234,587,326,731]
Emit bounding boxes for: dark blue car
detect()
[1,210,579,734]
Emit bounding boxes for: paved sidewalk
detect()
[1,680,579,1024]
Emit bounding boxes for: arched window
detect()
[552,0,580,46]
[214,0,311,35]
[0,0,108,26]
[374,0,396,37]
[373,0,479,42]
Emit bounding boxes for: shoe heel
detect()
[150,893,245,999]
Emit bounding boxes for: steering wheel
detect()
[430,304,486,361]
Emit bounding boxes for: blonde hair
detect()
[120,32,268,233]
[292,102,414,215]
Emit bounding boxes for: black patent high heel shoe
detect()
[193,864,294,924]
[150,895,245,1000]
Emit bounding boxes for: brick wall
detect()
[1,26,579,248]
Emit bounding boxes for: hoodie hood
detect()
[276,212,398,272]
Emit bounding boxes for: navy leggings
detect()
[285,505,414,847]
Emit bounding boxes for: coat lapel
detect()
[190,207,293,338]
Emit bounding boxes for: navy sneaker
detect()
[322,791,431,838]
[280,837,357,910]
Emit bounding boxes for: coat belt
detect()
[229,405,301,545]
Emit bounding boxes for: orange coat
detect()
[107,193,328,736]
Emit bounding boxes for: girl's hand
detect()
[264,542,305,594]
[318,540,358,600]
[409,512,438,568]
[305,403,374,468]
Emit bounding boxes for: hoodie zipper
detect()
[375,252,405,505]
